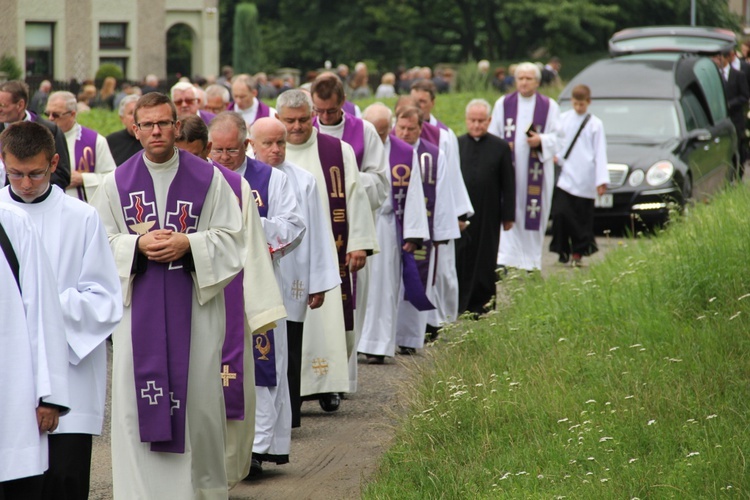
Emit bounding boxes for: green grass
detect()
[363,185,750,498]
[77,109,123,137]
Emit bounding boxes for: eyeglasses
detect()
[6,164,51,181]
[173,98,197,106]
[313,107,341,116]
[43,111,73,119]
[137,121,175,131]
[210,148,243,157]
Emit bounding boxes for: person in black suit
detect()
[714,51,750,179]
[0,81,71,189]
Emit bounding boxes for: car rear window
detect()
[579,99,680,141]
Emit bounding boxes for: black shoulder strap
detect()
[0,220,21,293]
[563,113,591,160]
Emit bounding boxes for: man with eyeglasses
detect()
[106,95,144,166]
[208,111,305,480]
[90,92,248,498]
[279,89,377,413]
[44,91,117,203]
[230,74,275,128]
[0,81,71,191]
[170,81,215,126]
[310,72,388,393]
[0,121,122,500]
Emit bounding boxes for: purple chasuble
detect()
[313,115,365,169]
[74,126,98,201]
[503,92,550,231]
[243,158,278,387]
[433,117,449,132]
[415,139,439,290]
[389,136,434,311]
[316,133,354,330]
[198,110,216,126]
[214,162,247,420]
[116,149,213,453]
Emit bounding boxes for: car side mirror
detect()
[686,128,712,142]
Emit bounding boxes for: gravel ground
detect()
[88,234,619,499]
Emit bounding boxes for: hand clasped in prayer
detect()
[138,229,191,262]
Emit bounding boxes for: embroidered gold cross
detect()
[221,364,237,387]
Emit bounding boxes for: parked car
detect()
[558,26,738,228]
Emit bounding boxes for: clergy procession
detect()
[0,60,609,499]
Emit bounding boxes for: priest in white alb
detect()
[91,93,247,499]
[278,90,378,412]
[358,103,429,362]
[0,122,122,500]
[310,73,389,392]
[488,62,564,271]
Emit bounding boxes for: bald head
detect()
[362,103,392,144]
[250,117,288,167]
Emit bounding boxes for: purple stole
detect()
[214,162,246,420]
[197,109,216,126]
[503,92,550,231]
[389,136,434,311]
[313,115,365,169]
[342,100,357,117]
[420,121,441,148]
[317,133,354,330]
[415,139,439,289]
[242,159,278,387]
[256,99,271,120]
[116,149,213,453]
[74,126,98,201]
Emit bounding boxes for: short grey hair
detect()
[465,98,491,116]
[208,111,247,146]
[276,89,312,115]
[206,84,230,103]
[119,94,140,117]
[515,62,541,82]
[170,81,197,100]
[362,102,392,123]
[49,91,77,112]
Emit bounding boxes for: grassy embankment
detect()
[363,185,750,498]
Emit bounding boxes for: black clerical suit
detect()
[106,128,143,166]
[724,65,750,176]
[456,132,515,315]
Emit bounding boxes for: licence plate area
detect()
[595,194,614,208]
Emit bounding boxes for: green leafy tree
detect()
[233,3,264,74]
[95,63,124,82]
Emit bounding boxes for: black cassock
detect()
[456,133,515,315]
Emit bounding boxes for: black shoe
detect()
[245,457,263,479]
[319,393,341,412]
[558,253,570,264]
[365,354,385,364]
[425,324,441,342]
[399,346,417,355]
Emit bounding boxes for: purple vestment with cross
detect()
[116,149,213,453]
[415,138,440,290]
[74,126,98,201]
[503,91,550,231]
[243,158,278,387]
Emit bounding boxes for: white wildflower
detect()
[648,419,656,426]
[516,471,527,476]
[558,418,569,423]
[585,399,596,404]
[706,414,718,419]
[738,293,750,301]
[599,436,613,442]
[600,478,609,483]
[629,343,642,348]
[629,458,638,463]
[729,311,741,321]
[609,346,619,351]
[625,395,634,399]
[587,456,595,461]
[558,337,567,342]
[686,451,700,458]
[709,297,717,303]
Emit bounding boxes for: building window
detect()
[99,23,127,49]
[25,22,54,78]
[100,57,128,75]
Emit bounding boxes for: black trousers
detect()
[286,320,304,428]
[550,187,598,258]
[0,475,44,500]
[41,433,93,500]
